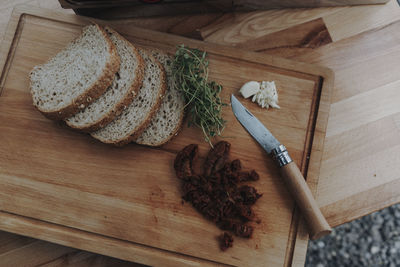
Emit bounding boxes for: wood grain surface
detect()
[80,0,400,234]
[0,6,333,267]
[0,230,140,267]
[213,1,400,228]
[0,0,399,266]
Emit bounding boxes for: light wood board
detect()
[191,0,400,228]
[0,6,333,267]
[0,1,399,266]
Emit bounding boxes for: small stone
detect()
[375,216,384,224]
[394,210,400,218]
[317,241,325,248]
[371,246,379,254]
[371,226,382,241]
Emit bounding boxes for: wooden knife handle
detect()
[280,161,332,239]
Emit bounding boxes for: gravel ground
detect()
[306,203,400,266]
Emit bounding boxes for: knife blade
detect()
[231,94,280,154]
[231,94,331,239]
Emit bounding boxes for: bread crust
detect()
[92,52,167,146]
[66,27,145,132]
[30,24,120,120]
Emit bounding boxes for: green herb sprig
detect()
[173,45,226,146]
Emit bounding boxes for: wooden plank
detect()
[321,172,400,227]
[287,12,400,102]
[200,7,345,45]
[0,240,75,266]
[100,13,225,40]
[234,18,333,56]
[322,115,400,173]
[41,251,140,267]
[0,5,332,267]
[0,231,36,255]
[326,80,400,137]
[323,0,400,41]
[283,18,400,227]
[0,211,227,267]
[319,144,400,209]
[199,0,400,45]
[0,230,141,267]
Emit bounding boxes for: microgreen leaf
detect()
[173,45,226,146]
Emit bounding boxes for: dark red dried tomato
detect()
[174,141,262,251]
[174,144,198,179]
[219,232,233,251]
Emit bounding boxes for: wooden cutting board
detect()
[0,6,333,267]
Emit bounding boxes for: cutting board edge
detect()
[0,210,226,267]
[282,70,333,265]
[0,6,24,96]
[0,5,334,267]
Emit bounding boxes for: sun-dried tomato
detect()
[174,141,263,251]
[219,232,233,251]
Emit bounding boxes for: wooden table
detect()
[1,0,399,266]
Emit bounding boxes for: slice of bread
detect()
[65,27,144,132]
[30,24,120,120]
[135,50,185,146]
[91,48,167,145]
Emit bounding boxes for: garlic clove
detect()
[240,81,260,99]
[270,103,281,109]
[240,80,280,110]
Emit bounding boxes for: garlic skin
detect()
[239,81,260,99]
[240,80,280,109]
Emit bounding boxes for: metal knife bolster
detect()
[271,145,293,167]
